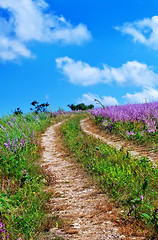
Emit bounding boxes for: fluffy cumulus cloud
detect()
[56,56,158,87]
[78,93,119,107]
[56,56,109,86]
[123,87,158,103]
[0,0,91,61]
[0,36,32,61]
[115,16,158,49]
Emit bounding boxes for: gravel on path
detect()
[40,121,147,240]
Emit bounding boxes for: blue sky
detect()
[1,0,158,116]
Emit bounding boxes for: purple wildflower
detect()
[4,143,10,149]
[12,117,16,123]
[90,102,158,134]
[0,126,6,131]
[5,132,8,137]
[7,138,11,145]
[30,130,34,140]
[8,121,13,127]
[20,138,26,148]
[126,130,135,136]
[4,136,26,153]
[140,195,144,201]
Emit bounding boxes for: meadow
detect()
[90,102,158,149]
[60,114,158,237]
[0,101,157,239]
[0,111,66,240]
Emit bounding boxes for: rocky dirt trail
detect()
[80,118,157,165]
[41,120,147,240]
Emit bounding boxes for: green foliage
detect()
[93,115,158,149]
[30,100,50,113]
[67,103,94,111]
[12,108,23,115]
[60,116,158,234]
[0,112,52,239]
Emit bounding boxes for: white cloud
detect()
[56,57,158,87]
[0,36,32,61]
[0,0,91,61]
[123,87,158,103]
[56,56,109,86]
[78,93,119,107]
[115,16,158,49]
[50,24,91,45]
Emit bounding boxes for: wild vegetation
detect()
[0,106,68,239]
[60,114,158,237]
[0,101,158,238]
[67,103,94,111]
[90,102,158,150]
[0,111,52,239]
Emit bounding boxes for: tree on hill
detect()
[30,100,50,113]
[13,107,23,115]
[67,103,94,111]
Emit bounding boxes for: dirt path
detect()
[41,121,146,240]
[80,118,157,165]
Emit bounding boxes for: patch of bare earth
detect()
[40,121,148,240]
[80,118,157,165]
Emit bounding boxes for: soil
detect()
[40,120,153,240]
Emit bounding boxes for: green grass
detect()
[93,115,158,150]
[0,112,54,239]
[0,110,85,239]
[1,110,157,238]
[60,115,158,235]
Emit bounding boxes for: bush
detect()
[67,103,94,111]
[30,100,50,114]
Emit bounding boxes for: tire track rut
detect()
[41,121,146,240]
[80,118,157,165]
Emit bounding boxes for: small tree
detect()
[13,108,23,115]
[30,100,50,114]
[67,103,94,111]
[67,104,76,111]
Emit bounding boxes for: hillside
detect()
[0,104,157,239]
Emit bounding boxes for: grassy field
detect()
[60,115,158,237]
[90,102,158,150]
[0,112,59,240]
[0,109,80,239]
[0,103,157,238]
